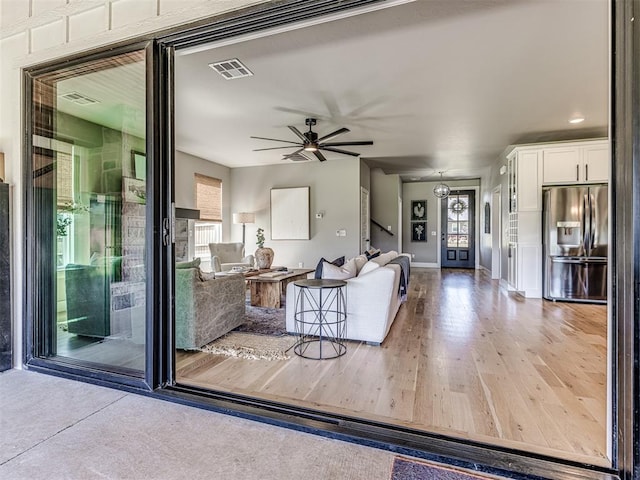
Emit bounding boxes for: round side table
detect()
[293,279,347,360]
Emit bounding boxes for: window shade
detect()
[195,173,222,222]
[56,152,73,206]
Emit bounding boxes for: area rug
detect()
[233,303,287,336]
[199,332,294,361]
[391,457,502,480]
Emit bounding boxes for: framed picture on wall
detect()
[131,150,146,180]
[484,202,491,234]
[123,177,146,204]
[411,221,427,242]
[270,186,310,240]
[411,200,426,221]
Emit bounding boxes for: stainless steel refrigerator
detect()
[543,185,608,303]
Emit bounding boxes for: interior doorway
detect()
[168,0,610,469]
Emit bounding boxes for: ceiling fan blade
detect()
[250,136,301,145]
[288,126,308,142]
[253,146,301,151]
[321,146,360,157]
[321,141,373,147]
[313,150,328,162]
[317,127,350,142]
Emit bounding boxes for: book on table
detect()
[258,270,289,278]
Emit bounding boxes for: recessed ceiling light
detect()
[569,117,585,124]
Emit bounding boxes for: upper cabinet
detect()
[542,139,609,185]
[506,148,543,213]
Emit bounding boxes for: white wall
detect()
[230,158,361,269]
[0,0,267,369]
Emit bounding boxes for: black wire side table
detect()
[293,279,347,360]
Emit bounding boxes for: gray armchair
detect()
[175,267,246,349]
[208,242,254,272]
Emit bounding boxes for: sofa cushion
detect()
[359,260,381,276]
[352,254,368,274]
[176,257,201,269]
[322,257,357,280]
[314,256,345,279]
[371,251,398,266]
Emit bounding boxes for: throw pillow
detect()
[322,257,357,280]
[365,248,381,260]
[359,260,380,276]
[314,256,345,279]
[176,257,201,269]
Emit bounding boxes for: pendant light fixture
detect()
[433,171,450,199]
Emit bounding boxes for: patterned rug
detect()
[198,303,292,360]
[391,458,503,479]
[199,332,294,361]
[233,303,287,336]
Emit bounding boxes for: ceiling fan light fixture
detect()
[251,119,373,161]
[433,172,450,199]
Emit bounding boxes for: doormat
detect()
[199,332,294,361]
[391,457,503,480]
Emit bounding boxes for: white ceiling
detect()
[53,0,609,183]
[174,0,609,182]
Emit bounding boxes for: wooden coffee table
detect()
[246,268,314,308]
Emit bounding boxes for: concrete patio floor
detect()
[0,369,396,480]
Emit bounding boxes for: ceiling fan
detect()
[251,118,373,162]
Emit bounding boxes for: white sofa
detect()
[285,251,409,345]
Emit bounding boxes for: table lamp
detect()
[233,212,255,245]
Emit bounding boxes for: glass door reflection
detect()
[30,50,147,374]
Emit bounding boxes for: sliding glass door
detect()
[27,48,149,376]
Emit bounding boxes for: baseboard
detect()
[411,262,439,268]
[523,289,542,299]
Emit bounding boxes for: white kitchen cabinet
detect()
[505,146,542,298]
[582,143,609,183]
[542,139,609,184]
[503,138,608,298]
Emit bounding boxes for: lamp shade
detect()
[233,212,255,224]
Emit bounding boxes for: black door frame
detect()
[440,189,476,269]
[20,0,640,478]
[22,39,169,393]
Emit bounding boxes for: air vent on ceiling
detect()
[284,152,312,162]
[59,91,99,105]
[208,58,253,80]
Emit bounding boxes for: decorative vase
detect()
[255,247,274,269]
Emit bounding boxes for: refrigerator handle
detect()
[590,193,596,250]
[582,193,590,254]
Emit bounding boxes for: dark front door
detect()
[441,190,475,268]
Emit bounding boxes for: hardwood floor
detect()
[176,268,608,466]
